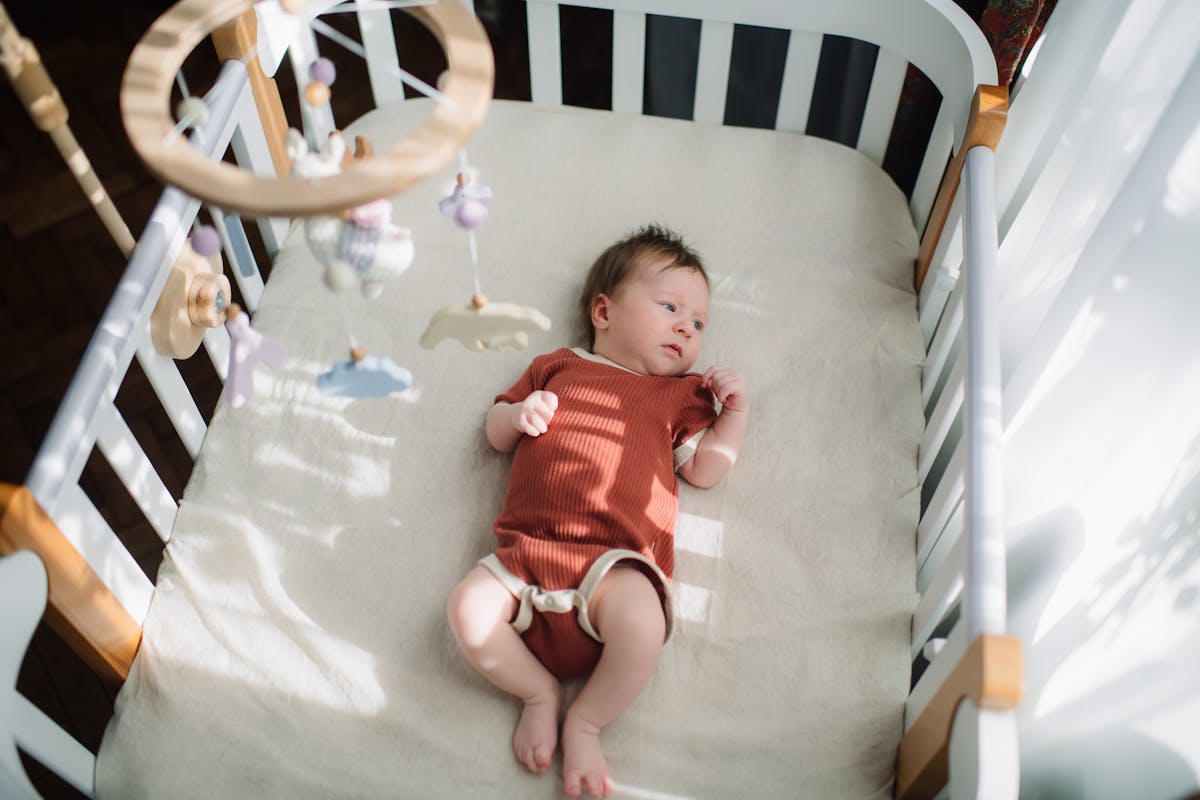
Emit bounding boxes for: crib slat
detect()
[910,101,956,230]
[917,443,963,567]
[905,617,967,731]
[611,11,646,114]
[52,485,153,624]
[922,277,964,407]
[526,1,563,106]
[209,205,265,312]
[693,20,733,125]
[288,24,336,146]
[11,694,96,799]
[857,48,907,165]
[912,528,964,660]
[919,356,964,483]
[229,87,290,258]
[93,403,178,544]
[357,3,406,106]
[135,339,208,460]
[201,327,232,395]
[918,498,963,594]
[775,29,821,132]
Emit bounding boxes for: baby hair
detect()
[578,224,707,347]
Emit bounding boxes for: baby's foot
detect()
[514,684,563,774]
[561,711,613,798]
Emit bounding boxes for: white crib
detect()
[2,1,1019,797]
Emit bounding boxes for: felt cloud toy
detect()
[286,129,415,299]
[420,297,551,352]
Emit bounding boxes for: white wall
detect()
[993,0,1200,796]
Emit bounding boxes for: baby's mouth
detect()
[663,344,682,357]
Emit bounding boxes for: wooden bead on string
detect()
[305,81,331,106]
[174,96,209,130]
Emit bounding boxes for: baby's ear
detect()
[590,294,611,329]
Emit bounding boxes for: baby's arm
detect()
[486,390,559,453]
[678,366,749,489]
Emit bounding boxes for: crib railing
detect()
[1,2,1019,798]
[896,88,1023,800]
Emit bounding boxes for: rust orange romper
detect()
[486,348,717,679]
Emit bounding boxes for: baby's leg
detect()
[446,566,563,774]
[562,566,667,799]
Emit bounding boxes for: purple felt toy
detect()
[224,311,287,408]
[438,178,492,231]
[309,57,337,86]
[190,225,222,257]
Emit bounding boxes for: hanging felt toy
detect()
[438,170,492,230]
[224,303,287,409]
[421,293,550,352]
[422,155,551,352]
[317,346,413,399]
[287,128,415,299]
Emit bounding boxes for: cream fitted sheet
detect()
[97,100,923,799]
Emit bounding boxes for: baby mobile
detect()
[421,150,551,352]
[144,0,549,406]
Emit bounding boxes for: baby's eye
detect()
[692,320,704,331]
[661,302,677,312]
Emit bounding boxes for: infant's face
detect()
[594,257,709,376]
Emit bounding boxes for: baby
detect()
[447,224,748,798]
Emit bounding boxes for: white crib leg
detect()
[948,698,1019,799]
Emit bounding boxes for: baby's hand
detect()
[702,366,749,413]
[513,390,558,437]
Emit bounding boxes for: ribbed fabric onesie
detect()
[491,347,717,679]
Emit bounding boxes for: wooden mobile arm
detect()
[0,484,142,683]
[121,0,494,218]
[894,633,1023,800]
[211,8,291,179]
[914,85,1008,292]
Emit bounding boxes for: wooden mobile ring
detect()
[120,0,493,218]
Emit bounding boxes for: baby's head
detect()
[579,224,710,376]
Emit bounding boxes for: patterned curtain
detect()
[983,0,1059,85]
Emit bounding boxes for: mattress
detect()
[96,99,923,799]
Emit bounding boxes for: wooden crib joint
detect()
[212,9,291,179]
[894,633,1022,800]
[0,484,142,684]
[914,85,1007,292]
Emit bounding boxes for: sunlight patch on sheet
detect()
[675,512,723,558]
[610,781,697,800]
[674,581,713,624]
[161,617,387,715]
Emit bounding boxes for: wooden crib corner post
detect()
[914,85,1008,292]
[0,484,142,684]
[212,9,291,179]
[894,633,1023,800]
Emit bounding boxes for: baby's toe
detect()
[584,772,612,798]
